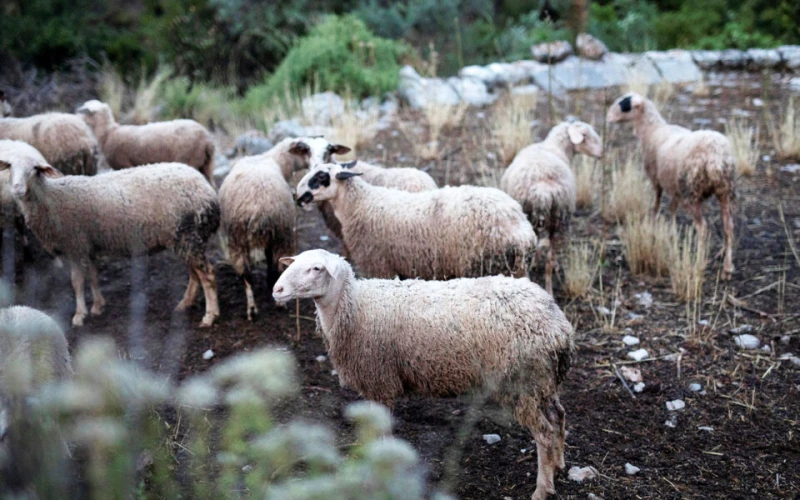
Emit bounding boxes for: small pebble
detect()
[780,335,791,345]
[761,345,771,353]
[780,164,800,173]
[331,370,337,376]
[587,494,604,500]
[319,235,329,241]
[688,383,702,392]
[315,355,327,362]
[734,334,760,349]
[202,349,214,360]
[624,463,640,475]
[627,348,649,361]
[762,155,771,162]
[241,464,252,472]
[729,325,753,334]
[483,434,501,445]
[697,426,714,432]
[620,366,642,383]
[752,97,764,107]
[635,292,653,308]
[627,312,643,321]
[633,382,645,393]
[622,335,640,346]
[664,415,677,428]
[666,399,686,411]
[698,319,709,326]
[596,306,611,316]
[568,465,599,483]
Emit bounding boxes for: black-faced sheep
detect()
[606,92,736,278]
[273,249,574,500]
[501,121,604,295]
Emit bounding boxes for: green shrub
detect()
[588,0,659,52]
[159,77,241,129]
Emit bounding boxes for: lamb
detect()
[273,249,575,500]
[0,107,99,176]
[501,121,603,295]
[76,100,215,184]
[606,92,736,278]
[0,140,47,242]
[218,152,297,320]
[295,163,536,279]
[0,153,220,327]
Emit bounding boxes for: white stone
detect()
[487,62,529,87]
[568,465,599,483]
[202,349,214,360]
[635,292,653,308]
[664,415,677,428]
[620,366,642,383]
[301,91,345,126]
[734,334,760,349]
[646,50,702,83]
[666,399,686,411]
[596,306,611,316]
[691,50,721,69]
[315,355,327,362]
[778,46,800,70]
[627,349,649,361]
[447,76,496,107]
[747,48,781,69]
[624,463,640,475]
[697,426,714,432]
[633,382,645,393]
[459,65,496,86]
[531,41,573,63]
[790,78,800,93]
[780,164,800,173]
[688,383,702,392]
[752,98,764,107]
[319,235,329,241]
[483,434,501,445]
[729,324,753,334]
[576,33,608,60]
[622,335,640,346]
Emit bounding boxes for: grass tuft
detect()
[669,226,708,302]
[564,241,600,298]
[492,90,537,167]
[726,117,759,177]
[604,152,652,223]
[621,215,672,277]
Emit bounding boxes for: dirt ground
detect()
[3,71,799,499]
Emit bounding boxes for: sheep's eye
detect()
[312,266,322,271]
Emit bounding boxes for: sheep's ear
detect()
[278,256,296,268]
[0,160,9,171]
[288,141,311,156]
[330,144,351,155]
[323,255,347,280]
[567,124,585,145]
[340,160,358,169]
[35,164,63,178]
[335,171,362,181]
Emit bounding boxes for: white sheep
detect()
[0,153,220,327]
[0,107,99,176]
[273,249,574,500]
[76,100,215,184]
[0,140,47,241]
[295,163,536,280]
[501,121,603,295]
[607,92,736,278]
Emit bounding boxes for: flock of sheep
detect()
[0,88,738,499]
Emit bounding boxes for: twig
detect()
[303,385,332,393]
[611,362,636,399]
[738,281,781,301]
[727,295,777,321]
[290,314,316,322]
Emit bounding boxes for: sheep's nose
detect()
[11,184,25,197]
[273,285,284,295]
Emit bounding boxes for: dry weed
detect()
[604,152,652,223]
[725,117,759,177]
[129,67,172,124]
[573,156,597,209]
[769,98,800,160]
[624,72,674,110]
[692,76,710,97]
[621,215,672,277]
[330,97,380,161]
[491,90,537,167]
[564,241,600,298]
[669,226,708,301]
[99,65,126,118]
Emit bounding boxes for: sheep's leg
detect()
[545,245,555,296]
[668,197,679,224]
[194,262,219,327]
[719,195,735,280]
[86,262,106,316]
[70,264,88,326]
[176,267,200,311]
[688,202,707,239]
[515,397,559,500]
[233,253,258,321]
[652,185,663,217]
[546,395,567,471]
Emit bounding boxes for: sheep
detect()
[0,140,47,243]
[76,100,215,184]
[0,153,220,327]
[218,152,297,320]
[0,107,99,176]
[501,121,603,295]
[606,92,736,278]
[273,249,575,500]
[295,163,536,280]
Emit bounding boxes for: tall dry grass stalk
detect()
[400,99,467,161]
[621,215,672,277]
[726,117,759,177]
[604,152,652,223]
[330,95,380,161]
[623,72,674,111]
[573,155,597,209]
[129,67,172,124]
[769,98,800,160]
[492,90,538,167]
[564,241,600,298]
[669,226,708,301]
[99,65,126,118]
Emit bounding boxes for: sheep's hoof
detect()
[247,306,259,321]
[72,314,86,327]
[175,301,192,312]
[531,486,555,500]
[91,303,105,316]
[199,313,218,328]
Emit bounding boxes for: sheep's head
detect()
[0,90,11,118]
[0,155,63,200]
[606,93,645,123]
[287,137,351,171]
[76,99,114,130]
[567,121,604,158]
[273,249,351,303]
[294,163,362,211]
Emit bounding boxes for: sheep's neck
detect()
[632,104,667,144]
[327,178,369,228]
[314,270,356,340]
[94,120,118,149]
[263,145,296,182]
[543,127,575,162]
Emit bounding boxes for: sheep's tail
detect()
[705,138,737,200]
[203,142,216,189]
[522,185,569,237]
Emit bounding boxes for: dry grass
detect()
[491,90,538,167]
[692,75,710,97]
[398,99,467,161]
[669,226,708,301]
[624,72,675,110]
[726,117,759,177]
[99,65,126,118]
[769,98,800,160]
[128,67,172,124]
[573,156,597,209]
[621,215,672,277]
[329,96,380,161]
[564,241,600,298]
[604,152,652,223]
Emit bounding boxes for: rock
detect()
[511,84,540,97]
[483,434,501,445]
[398,66,461,109]
[780,335,791,345]
[548,56,629,90]
[576,33,608,60]
[635,292,653,308]
[747,48,781,69]
[697,425,714,432]
[688,383,702,392]
[752,97,764,107]
[664,415,678,428]
[729,324,753,334]
[268,120,307,143]
[627,349,649,361]
[780,164,800,173]
[719,49,748,70]
[568,465,599,483]
[587,494,604,500]
[459,65,496,87]
[447,77,496,107]
[620,366,642,383]
[514,60,566,95]
[790,77,800,93]
[486,62,529,87]
[301,91,345,126]
[203,349,214,360]
[315,355,327,362]
[627,312,644,322]
[666,399,686,411]
[622,335,640,346]
[691,50,721,70]
[734,334,760,349]
[624,463,640,475]
[778,46,800,70]
[319,235,329,241]
[532,40,573,63]
[647,50,702,83]
[230,130,273,158]
[633,382,645,393]
[605,53,663,85]
[596,306,611,316]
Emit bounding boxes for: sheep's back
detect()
[358,163,437,192]
[107,120,212,170]
[656,129,735,199]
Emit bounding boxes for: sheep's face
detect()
[76,99,113,130]
[294,164,362,211]
[568,121,604,158]
[273,249,349,302]
[606,93,645,123]
[0,158,63,200]
[288,137,351,170]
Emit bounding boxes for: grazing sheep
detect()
[0,154,220,327]
[76,100,215,184]
[273,249,574,500]
[295,163,536,279]
[0,140,47,242]
[606,92,736,278]
[0,108,99,176]
[218,152,296,320]
[501,121,603,295]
